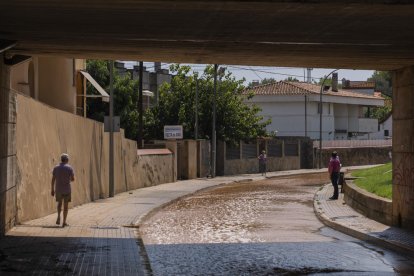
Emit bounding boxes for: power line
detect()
[184,64,328,81]
[250,66,263,80]
[226,65,325,81]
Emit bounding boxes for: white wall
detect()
[371,115,393,139]
[247,94,383,141]
[257,99,335,140]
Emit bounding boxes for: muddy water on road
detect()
[140,174,414,275]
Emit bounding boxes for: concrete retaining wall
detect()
[15,93,173,223]
[344,180,392,225]
[315,146,392,168]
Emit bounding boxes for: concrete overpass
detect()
[1,1,414,69]
[1,1,414,232]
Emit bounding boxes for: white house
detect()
[371,112,392,139]
[244,81,385,140]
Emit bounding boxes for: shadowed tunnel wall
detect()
[0,62,18,235]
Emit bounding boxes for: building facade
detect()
[244,81,384,140]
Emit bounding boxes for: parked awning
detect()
[79,70,109,102]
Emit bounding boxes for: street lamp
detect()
[319,69,339,169]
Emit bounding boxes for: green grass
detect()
[351,163,392,199]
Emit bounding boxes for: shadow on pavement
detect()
[0,234,144,275]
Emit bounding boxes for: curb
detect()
[314,185,414,257]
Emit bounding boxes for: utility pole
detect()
[211,64,218,178]
[138,61,143,149]
[305,95,307,137]
[109,60,114,197]
[319,69,339,169]
[195,77,199,140]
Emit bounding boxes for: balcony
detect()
[348,118,378,133]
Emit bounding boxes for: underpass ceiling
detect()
[1,1,414,70]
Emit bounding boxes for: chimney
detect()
[332,72,338,92]
[154,62,161,72]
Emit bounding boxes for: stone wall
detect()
[14,93,173,223]
[344,180,392,225]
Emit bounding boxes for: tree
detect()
[145,64,270,143]
[284,76,299,82]
[247,77,276,87]
[366,96,392,122]
[86,60,140,140]
[368,71,392,97]
[366,71,392,122]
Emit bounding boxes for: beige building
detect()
[9,56,86,113]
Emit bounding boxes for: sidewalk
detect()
[0,168,321,275]
[314,183,414,257]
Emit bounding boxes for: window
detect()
[384,129,389,137]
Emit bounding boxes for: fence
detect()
[217,138,306,176]
[313,139,392,149]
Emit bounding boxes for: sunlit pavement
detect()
[315,183,414,257]
[140,172,414,275]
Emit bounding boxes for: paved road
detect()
[140,173,414,275]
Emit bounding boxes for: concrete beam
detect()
[1,1,414,69]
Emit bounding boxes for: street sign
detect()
[164,125,183,139]
[104,116,120,132]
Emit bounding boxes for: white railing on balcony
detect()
[313,139,392,149]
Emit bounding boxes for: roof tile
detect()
[244,81,383,100]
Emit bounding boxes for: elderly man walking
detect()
[51,153,75,227]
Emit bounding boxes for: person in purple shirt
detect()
[328,151,341,200]
[258,150,267,176]
[51,153,75,227]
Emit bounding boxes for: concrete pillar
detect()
[0,59,17,235]
[393,66,414,228]
[165,140,177,182]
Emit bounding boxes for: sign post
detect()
[164,125,183,140]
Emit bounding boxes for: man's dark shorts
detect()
[56,192,71,202]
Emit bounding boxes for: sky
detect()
[124,61,374,85]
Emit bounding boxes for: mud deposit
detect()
[140,174,414,275]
